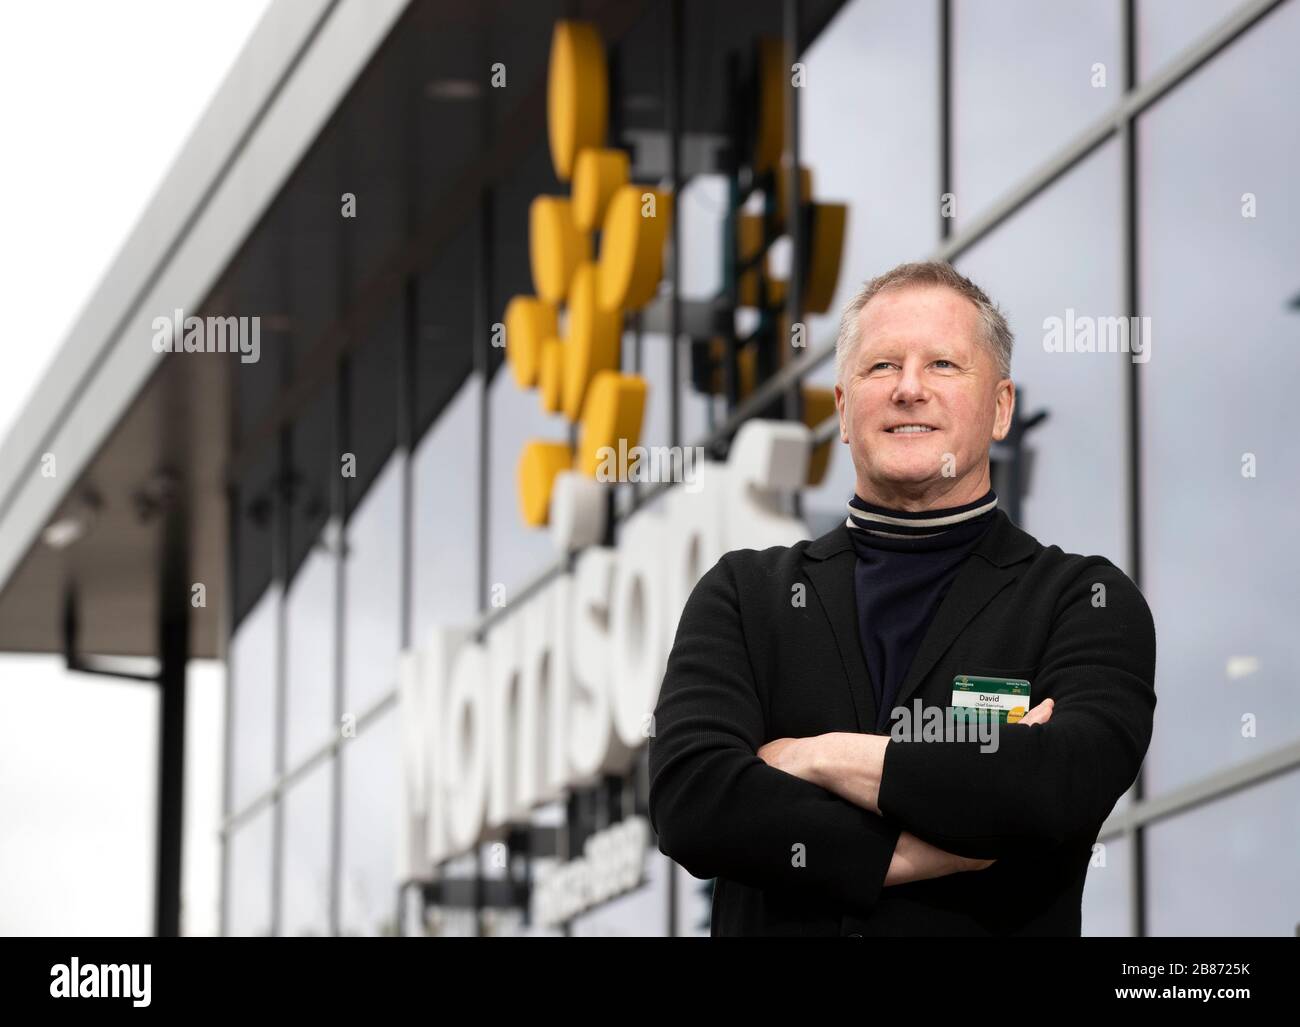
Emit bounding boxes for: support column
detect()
[155,498,190,937]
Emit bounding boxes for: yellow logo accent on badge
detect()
[1006,706,1027,724]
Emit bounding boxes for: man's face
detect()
[834,284,1014,509]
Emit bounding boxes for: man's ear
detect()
[991,378,1015,442]
[834,381,849,443]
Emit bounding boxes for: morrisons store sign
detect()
[397,420,813,879]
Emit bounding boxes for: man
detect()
[647,261,1156,936]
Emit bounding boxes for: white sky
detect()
[0,0,272,936]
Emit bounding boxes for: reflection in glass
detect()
[487,365,569,597]
[229,589,278,812]
[279,760,332,936]
[1138,0,1300,795]
[226,807,273,937]
[344,455,402,714]
[413,377,480,641]
[953,0,1119,229]
[799,0,939,523]
[1148,770,1300,935]
[956,141,1127,571]
[285,546,335,767]
[1081,833,1132,937]
[339,708,401,936]
[1138,0,1248,81]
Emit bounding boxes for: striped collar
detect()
[845,489,999,540]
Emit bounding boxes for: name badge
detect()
[950,674,1031,724]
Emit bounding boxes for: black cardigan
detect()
[647,509,1157,936]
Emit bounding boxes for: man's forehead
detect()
[857,285,980,347]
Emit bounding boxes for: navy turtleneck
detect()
[845,488,999,731]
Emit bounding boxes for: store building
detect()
[0,0,1297,937]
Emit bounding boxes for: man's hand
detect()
[758,732,889,814]
[886,830,996,886]
[1015,697,1054,726]
[757,699,1056,814]
[754,735,820,781]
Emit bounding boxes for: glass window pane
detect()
[285,546,335,766]
[339,707,401,935]
[953,0,1120,230]
[1148,770,1300,936]
[287,382,334,580]
[1138,0,1249,81]
[487,365,569,597]
[343,455,402,714]
[1138,0,1300,795]
[226,806,273,937]
[801,0,940,318]
[677,173,725,449]
[1081,833,1132,937]
[799,0,940,523]
[279,760,332,936]
[348,308,400,509]
[229,589,278,812]
[570,849,671,936]
[619,323,675,519]
[956,140,1129,570]
[413,377,480,642]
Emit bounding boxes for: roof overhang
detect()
[0,0,411,657]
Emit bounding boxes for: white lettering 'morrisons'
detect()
[49,958,151,1007]
[397,420,812,879]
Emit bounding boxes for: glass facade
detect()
[221,0,1300,937]
[1137,0,1300,796]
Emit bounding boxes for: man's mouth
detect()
[884,424,939,434]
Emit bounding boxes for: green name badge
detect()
[950,674,1032,724]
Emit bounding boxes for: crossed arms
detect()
[646,553,1157,915]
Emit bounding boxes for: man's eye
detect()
[934,360,954,368]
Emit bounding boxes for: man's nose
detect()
[891,364,928,403]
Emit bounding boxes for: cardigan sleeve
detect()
[648,553,902,915]
[876,558,1157,859]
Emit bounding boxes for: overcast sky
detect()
[0,0,271,936]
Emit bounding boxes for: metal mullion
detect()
[219,480,237,937]
[393,278,417,939]
[667,0,683,452]
[270,425,290,938]
[783,0,805,524]
[939,0,952,242]
[1120,0,1146,940]
[664,0,684,940]
[328,360,349,937]
[1098,741,1300,842]
[399,281,416,650]
[472,186,493,938]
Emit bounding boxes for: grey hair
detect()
[834,261,1013,382]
